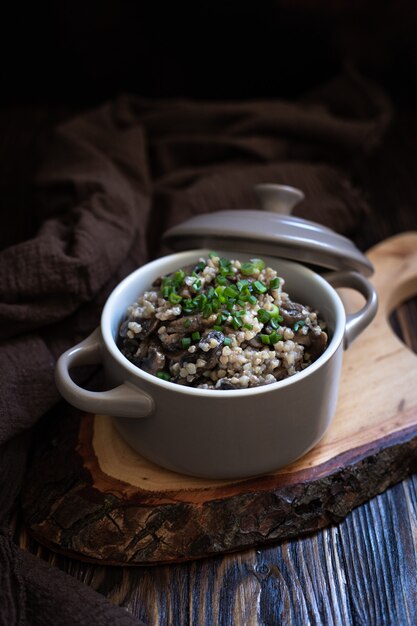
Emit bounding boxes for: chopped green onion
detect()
[191,331,201,341]
[269,331,280,344]
[248,295,257,305]
[277,315,284,323]
[240,262,255,276]
[216,275,228,285]
[224,285,238,298]
[213,325,223,331]
[237,299,247,307]
[237,279,249,291]
[257,308,271,324]
[157,371,171,381]
[208,251,219,259]
[184,318,192,328]
[260,334,270,345]
[207,287,215,300]
[231,317,241,330]
[269,277,280,290]
[211,298,221,312]
[269,319,279,330]
[253,280,267,294]
[244,323,253,330]
[182,300,197,314]
[169,292,182,304]
[181,337,191,349]
[162,287,170,298]
[270,304,280,319]
[194,261,205,272]
[251,258,265,271]
[203,303,213,318]
[219,257,234,277]
[193,279,202,291]
[174,269,185,286]
[223,337,232,346]
[293,320,306,332]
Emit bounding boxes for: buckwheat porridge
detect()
[117,254,328,389]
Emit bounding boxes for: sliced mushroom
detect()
[217,379,237,390]
[138,339,165,375]
[159,331,183,352]
[273,367,288,382]
[138,317,159,340]
[307,330,328,360]
[198,330,225,369]
[165,314,216,335]
[279,302,307,326]
[247,334,263,349]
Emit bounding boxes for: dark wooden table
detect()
[3,101,417,626]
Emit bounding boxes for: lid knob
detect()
[254,183,305,215]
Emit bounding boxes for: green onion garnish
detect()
[157,371,171,381]
[260,334,270,345]
[208,251,219,259]
[223,337,232,346]
[203,303,213,318]
[184,318,192,328]
[270,304,280,318]
[169,292,182,304]
[231,317,241,330]
[270,319,279,330]
[194,262,205,272]
[162,287,170,298]
[269,331,280,344]
[224,285,238,298]
[192,331,201,341]
[253,281,267,294]
[248,295,257,305]
[216,275,227,285]
[240,262,255,276]
[257,308,271,324]
[211,298,221,312]
[244,323,253,330]
[269,277,280,290]
[251,258,265,271]
[181,337,191,349]
[293,320,306,332]
[213,325,223,331]
[174,269,185,285]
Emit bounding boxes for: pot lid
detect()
[162,184,374,276]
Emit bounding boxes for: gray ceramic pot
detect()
[55,248,377,479]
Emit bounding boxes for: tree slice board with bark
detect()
[22,233,417,565]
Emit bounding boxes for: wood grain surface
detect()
[21,234,417,566]
[8,103,417,625]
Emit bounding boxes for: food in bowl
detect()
[117,253,328,390]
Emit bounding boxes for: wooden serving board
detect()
[22,233,417,565]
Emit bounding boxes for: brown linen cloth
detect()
[0,70,390,625]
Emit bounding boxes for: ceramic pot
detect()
[55,248,377,478]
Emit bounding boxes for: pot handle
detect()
[55,328,154,418]
[325,271,378,349]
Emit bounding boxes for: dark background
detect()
[1,1,416,252]
[2,5,417,625]
[1,1,416,106]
